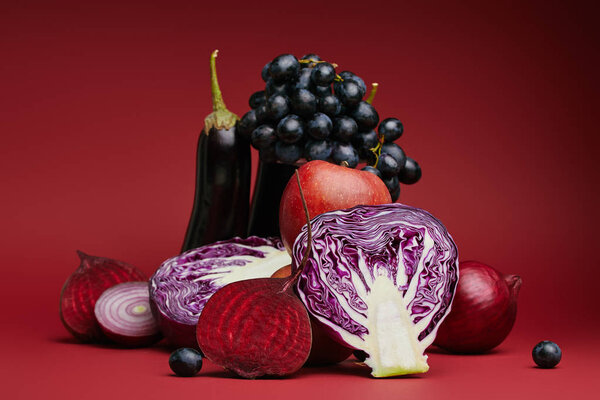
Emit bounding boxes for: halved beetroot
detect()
[196,171,314,378]
[196,277,311,378]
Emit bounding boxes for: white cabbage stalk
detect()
[292,204,459,377]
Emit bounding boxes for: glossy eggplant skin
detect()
[247,161,297,238]
[181,127,250,252]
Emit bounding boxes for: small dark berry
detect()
[311,62,336,86]
[532,341,561,368]
[269,54,300,83]
[169,348,203,377]
[399,157,422,184]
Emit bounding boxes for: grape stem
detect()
[369,133,386,168]
[281,170,312,293]
[366,83,379,105]
[366,82,382,166]
[299,58,343,81]
[204,49,239,132]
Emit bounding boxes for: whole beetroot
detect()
[60,251,146,342]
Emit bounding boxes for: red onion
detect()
[434,260,522,354]
[95,282,161,347]
[60,251,146,342]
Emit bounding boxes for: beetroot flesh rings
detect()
[196,278,312,378]
[60,251,147,342]
[94,282,162,347]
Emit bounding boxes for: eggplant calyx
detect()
[204,49,238,132]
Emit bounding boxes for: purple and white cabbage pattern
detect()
[292,203,459,352]
[150,236,290,347]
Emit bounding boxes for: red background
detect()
[1,0,598,398]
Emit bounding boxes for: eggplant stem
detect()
[210,50,226,112]
[282,171,312,292]
[204,50,239,132]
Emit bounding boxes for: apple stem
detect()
[282,171,312,293]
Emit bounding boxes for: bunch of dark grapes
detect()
[237,53,421,201]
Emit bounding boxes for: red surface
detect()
[1,0,598,398]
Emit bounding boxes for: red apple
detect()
[279,160,391,253]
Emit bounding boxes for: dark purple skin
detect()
[248,162,298,238]
[181,127,251,252]
[150,237,286,348]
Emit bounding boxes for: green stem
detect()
[369,133,385,167]
[366,83,379,105]
[210,50,227,112]
[204,49,238,132]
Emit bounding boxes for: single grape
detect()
[381,142,407,169]
[295,68,313,90]
[352,129,378,158]
[332,116,358,143]
[378,118,404,142]
[304,139,333,161]
[334,79,365,107]
[312,84,332,98]
[311,62,336,86]
[361,165,382,179]
[249,90,266,109]
[532,341,561,368]
[290,88,317,119]
[307,113,332,140]
[383,175,399,194]
[265,79,289,97]
[399,157,422,184]
[331,142,359,168]
[350,101,379,131]
[266,94,290,120]
[275,141,303,164]
[337,71,367,94]
[169,348,203,377]
[261,63,270,82]
[237,109,259,139]
[269,54,300,83]
[276,114,304,144]
[376,153,401,178]
[251,124,276,149]
[318,94,341,118]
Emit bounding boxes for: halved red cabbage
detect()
[292,204,459,377]
[150,236,290,348]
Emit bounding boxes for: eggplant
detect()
[247,161,297,238]
[182,50,250,252]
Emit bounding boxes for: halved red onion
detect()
[94,282,161,347]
